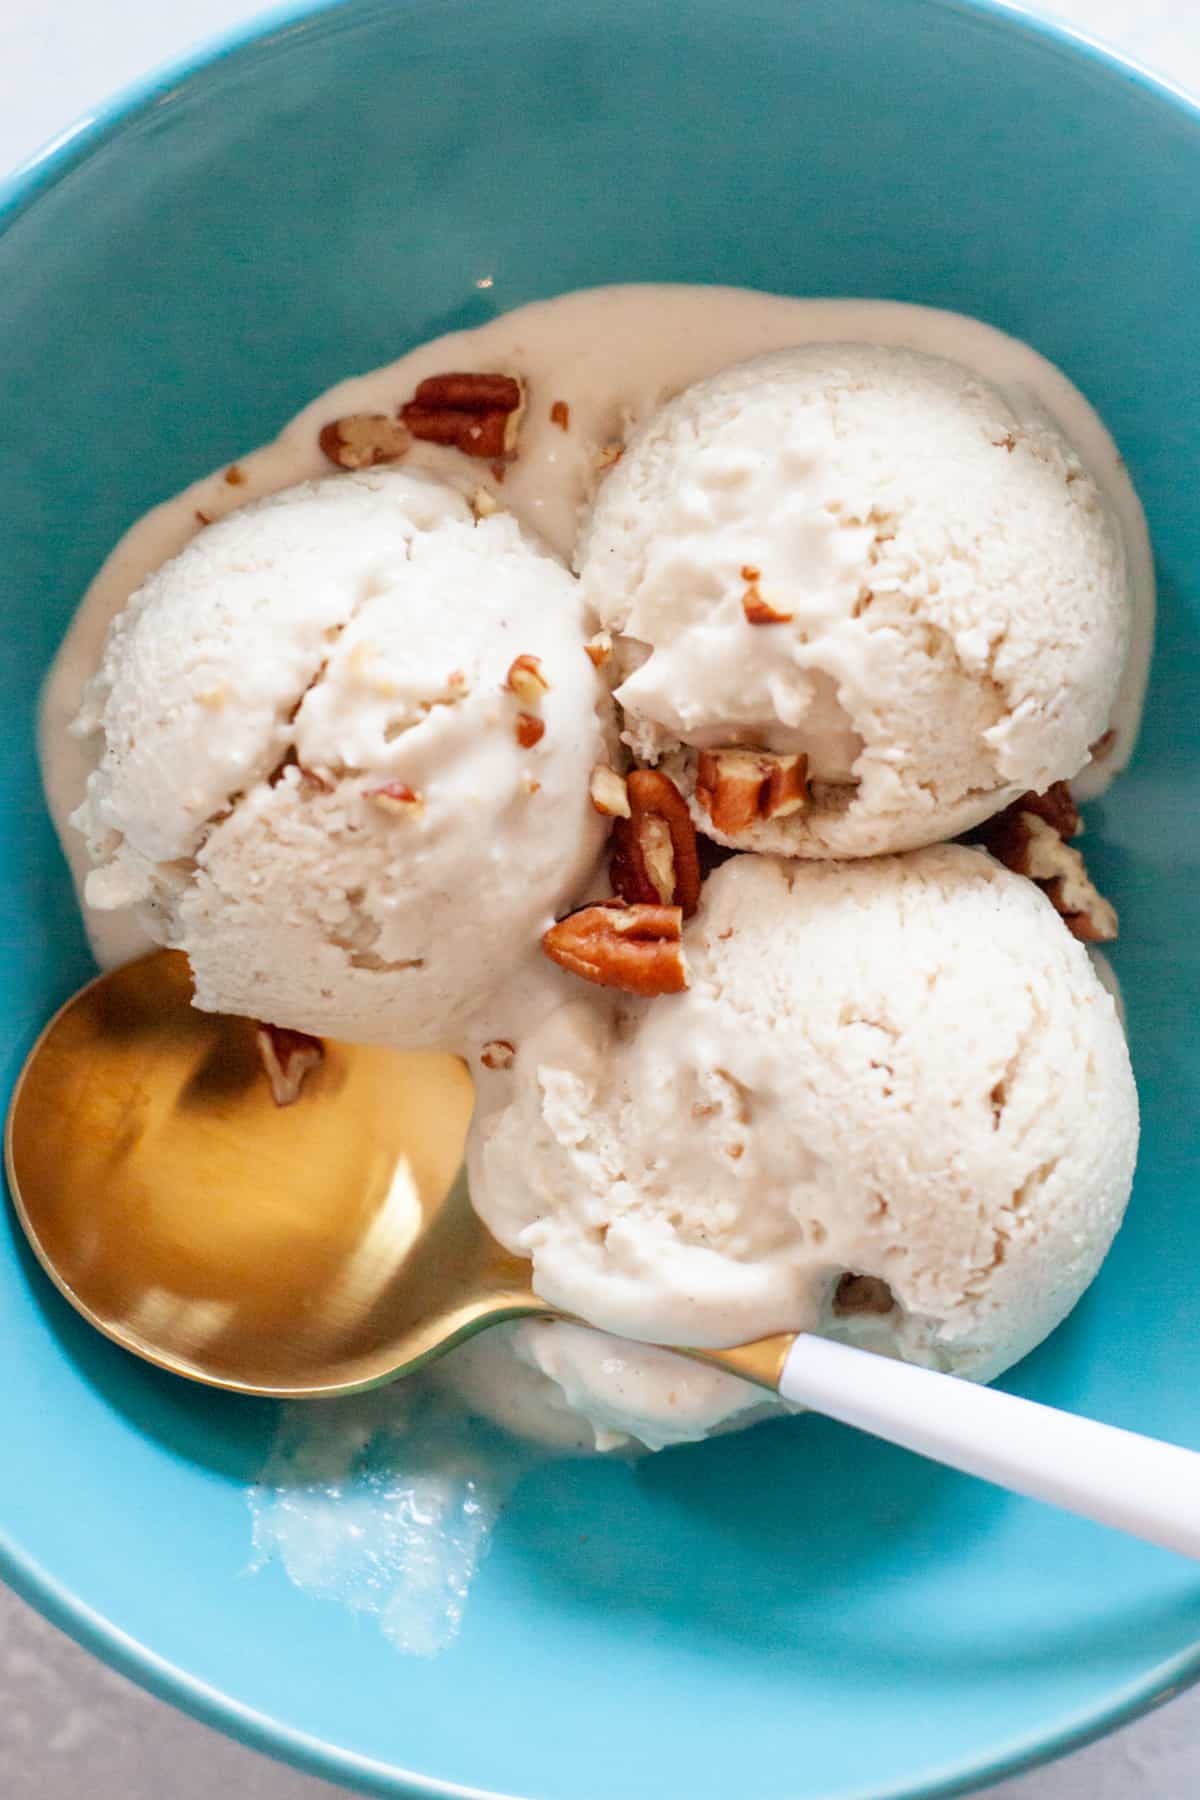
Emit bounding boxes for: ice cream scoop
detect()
[470,846,1138,1380]
[72,469,612,1047]
[578,344,1129,857]
[7,947,1200,1560]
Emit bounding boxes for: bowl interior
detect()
[2,1,1200,1796]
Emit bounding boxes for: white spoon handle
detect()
[779,1333,1200,1559]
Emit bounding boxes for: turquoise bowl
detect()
[2,1,1198,1795]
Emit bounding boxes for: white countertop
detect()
[2,2,1199,1796]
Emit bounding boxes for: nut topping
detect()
[550,400,570,430]
[505,654,551,703]
[695,749,809,837]
[515,713,545,749]
[589,765,632,818]
[255,1023,324,1107]
[584,632,613,668]
[1013,779,1081,840]
[610,769,702,916]
[980,791,1117,942]
[400,372,526,460]
[480,1039,516,1071]
[368,781,424,817]
[740,565,793,626]
[319,414,411,470]
[542,902,687,996]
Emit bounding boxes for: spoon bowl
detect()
[4,950,544,1396]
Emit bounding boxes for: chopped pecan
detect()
[516,713,545,749]
[980,801,1117,942]
[740,565,792,625]
[610,769,702,916]
[224,464,246,486]
[367,781,424,817]
[480,1039,516,1071]
[505,654,551,703]
[255,1023,324,1107]
[319,414,411,470]
[550,400,570,430]
[589,765,631,818]
[695,749,809,836]
[400,372,526,459]
[1014,780,1080,839]
[542,902,687,996]
[832,1273,895,1317]
[584,632,613,668]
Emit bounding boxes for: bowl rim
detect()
[3,0,1200,1796]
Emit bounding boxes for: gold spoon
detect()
[8,949,1200,1559]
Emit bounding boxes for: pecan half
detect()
[740,565,792,625]
[400,372,526,460]
[589,765,631,818]
[505,654,551,703]
[319,414,411,470]
[542,903,687,996]
[695,749,809,837]
[367,781,424,817]
[255,1023,324,1107]
[610,769,702,916]
[980,798,1117,942]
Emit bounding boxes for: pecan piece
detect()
[319,414,411,470]
[980,799,1117,942]
[1015,780,1080,840]
[740,565,792,625]
[610,769,702,916]
[400,372,526,460]
[505,654,551,703]
[542,903,687,996]
[255,1023,324,1107]
[367,781,424,818]
[589,765,631,818]
[695,749,809,837]
[515,713,545,749]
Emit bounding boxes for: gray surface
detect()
[2,0,1198,1794]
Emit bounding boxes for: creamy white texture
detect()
[71,471,610,1046]
[580,344,1130,857]
[439,1319,771,1454]
[40,286,1151,967]
[469,848,1138,1382]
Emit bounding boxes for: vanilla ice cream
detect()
[578,344,1129,858]
[469,846,1138,1381]
[72,469,611,1046]
[440,1319,772,1454]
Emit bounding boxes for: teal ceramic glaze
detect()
[2,1,1199,1795]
